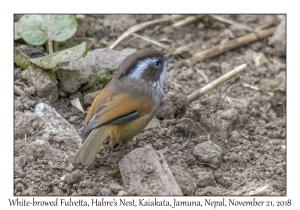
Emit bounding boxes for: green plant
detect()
[14,14,87,71]
[18,15,78,54]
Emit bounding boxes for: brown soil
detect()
[14,14,286,196]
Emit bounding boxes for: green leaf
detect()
[30,42,87,69]
[18,15,77,46]
[14,22,22,40]
[14,47,30,69]
[76,14,85,19]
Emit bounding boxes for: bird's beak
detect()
[164,54,173,60]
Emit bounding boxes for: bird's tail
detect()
[73,127,106,166]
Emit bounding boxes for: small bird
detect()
[74,48,172,166]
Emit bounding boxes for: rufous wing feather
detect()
[75,88,155,166]
[81,92,155,140]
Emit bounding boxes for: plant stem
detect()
[53,41,59,52]
[188,64,247,104]
[48,39,53,54]
[14,85,24,96]
[190,27,276,63]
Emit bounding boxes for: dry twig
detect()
[211,15,254,32]
[190,26,276,63]
[188,64,247,104]
[242,83,260,91]
[132,33,169,49]
[254,21,277,31]
[109,16,174,49]
[14,85,24,96]
[196,67,209,83]
[172,15,202,27]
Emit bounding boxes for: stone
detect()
[65,170,85,184]
[31,121,40,129]
[193,141,223,169]
[117,191,128,196]
[15,183,24,192]
[156,92,188,119]
[58,89,68,97]
[170,165,197,195]
[214,170,233,188]
[21,97,38,110]
[100,187,112,196]
[110,183,124,194]
[269,19,286,56]
[197,171,217,188]
[24,66,58,103]
[56,70,89,94]
[55,48,136,93]
[231,130,241,139]
[69,116,80,123]
[83,90,102,106]
[24,86,36,95]
[217,108,239,121]
[34,103,82,170]
[33,70,57,102]
[119,145,183,195]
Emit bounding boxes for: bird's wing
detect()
[81,88,154,139]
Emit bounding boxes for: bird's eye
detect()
[153,61,161,68]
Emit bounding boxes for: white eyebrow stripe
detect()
[129,58,158,79]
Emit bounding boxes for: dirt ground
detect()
[14,14,286,196]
